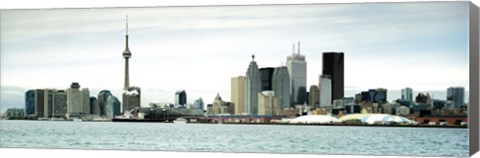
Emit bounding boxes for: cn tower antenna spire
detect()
[126,15,128,35]
[298,41,300,54]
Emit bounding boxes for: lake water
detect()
[0,120,469,157]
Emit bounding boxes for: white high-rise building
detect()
[245,55,261,115]
[286,42,307,105]
[319,75,332,107]
[401,87,413,102]
[258,91,277,116]
[67,82,90,117]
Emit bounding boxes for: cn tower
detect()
[122,15,131,90]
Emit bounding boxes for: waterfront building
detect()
[175,90,187,108]
[357,88,387,103]
[34,89,45,118]
[5,108,25,119]
[25,90,35,116]
[81,88,90,114]
[67,82,89,118]
[309,85,320,107]
[221,102,234,115]
[287,42,307,105]
[210,93,226,115]
[123,86,141,113]
[53,90,67,118]
[272,66,291,110]
[43,89,54,118]
[193,98,205,110]
[334,97,355,108]
[319,75,332,107]
[381,102,401,114]
[415,92,432,104]
[447,87,465,108]
[245,55,261,115]
[260,67,275,91]
[401,87,413,102]
[396,106,410,116]
[258,91,278,116]
[395,99,414,107]
[90,97,100,115]
[98,90,112,116]
[206,104,213,114]
[345,104,361,114]
[121,15,142,114]
[231,76,245,115]
[322,52,344,102]
[374,88,387,103]
[106,95,121,117]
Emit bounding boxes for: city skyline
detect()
[0,2,470,113]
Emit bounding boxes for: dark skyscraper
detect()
[322,52,344,103]
[90,97,100,115]
[34,89,45,118]
[447,87,465,108]
[260,67,275,91]
[175,90,187,107]
[25,90,35,116]
[98,90,112,116]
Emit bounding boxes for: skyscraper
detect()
[43,89,54,118]
[90,97,100,115]
[81,88,90,114]
[401,87,413,102]
[447,87,465,108]
[34,89,45,118]
[272,66,290,109]
[258,91,277,116]
[322,52,344,103]
[123,86,141,113]
[175,90,187,107]
[98,90,112,116]
[53,90,67,118]
[319,75,332,107]
[25,90,35,116]
[193,98,205,110]
[67,83,81,116]
[67,82,89,117]
[231,76,246,115]
[287,42,307,105]
[373,88,387,103]
[309,85,320,108]
[245,55,261,115]
[106,95,121,118]
[260,67,275,91]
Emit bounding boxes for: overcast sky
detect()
[0,2,470,112]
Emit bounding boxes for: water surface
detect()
[0,120,468,157]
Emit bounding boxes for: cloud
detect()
[0,2,470,108]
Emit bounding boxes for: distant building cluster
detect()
[23,82,120,119]
[219,42,345,117]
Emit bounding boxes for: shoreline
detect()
[2,119,467,128]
